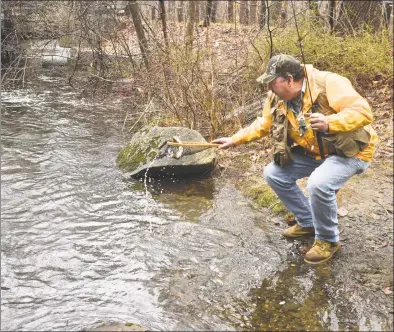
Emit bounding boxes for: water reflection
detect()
[130,177,215,223]
[1,71,391,332]
[227,243,389,332]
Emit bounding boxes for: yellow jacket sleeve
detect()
[231,92,275,145]
[325,73,373,133]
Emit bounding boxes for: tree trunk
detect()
[151,4,156,20]
[185,0,196,52]
[384,2,392,28]
[128,0,149,69]
[227,0,234,23]
[336,1,383,34]
[177,1,184,22]
[308,0,319,17]
[202,0,213,27]
[328,0,335,33]
[249,0,258,25]
[195,1,200,22]
[259,0,268,28]
[279,0,287,25]
[158,0,168,49]
[240,0,249,25]
[211,0,218,23]
[269,0,281,25]
[168,0,175,21]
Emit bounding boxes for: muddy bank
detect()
[212,145,393,330]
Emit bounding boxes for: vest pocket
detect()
[270,110,293,166]
[273,142,293,167]
[322,128,370,157]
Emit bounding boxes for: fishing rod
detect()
[290,0,325,160]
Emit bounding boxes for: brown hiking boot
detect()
[304,240,341,265]
[282,224,315,238]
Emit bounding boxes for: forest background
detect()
[1,0,393,202]
[1,0,392,145]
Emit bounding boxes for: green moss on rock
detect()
[117,143,149,172]
[116,134,162,172]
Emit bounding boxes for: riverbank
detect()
[208,106,393,331]
[216,152,393,329]
[204,67,394,329]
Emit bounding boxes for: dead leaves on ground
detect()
[365,76,393,161]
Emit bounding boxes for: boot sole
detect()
[304,246,341,265]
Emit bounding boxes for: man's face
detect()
[268,76,293,101]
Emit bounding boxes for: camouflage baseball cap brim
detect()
[256,72,278,85]
[256,54,301,85]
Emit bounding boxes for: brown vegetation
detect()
[2,1,392,150]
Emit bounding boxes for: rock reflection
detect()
[129,177,215,222]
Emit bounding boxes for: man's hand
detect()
[309,113,329,132]
[211,137,235,149]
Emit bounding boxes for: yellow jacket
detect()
[231,65,378,162]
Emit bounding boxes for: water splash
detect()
[142,142,182,232]
[143,158,158,233]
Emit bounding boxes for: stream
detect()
[1,71,391,331]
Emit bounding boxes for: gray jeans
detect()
[263,150,370,242]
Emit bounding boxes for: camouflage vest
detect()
[270,104,294,167]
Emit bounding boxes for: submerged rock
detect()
[117,126,216,178]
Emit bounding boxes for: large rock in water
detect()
[117,127,216,178]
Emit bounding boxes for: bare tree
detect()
[383,1,392,28]
[158,0,168,50]
[259,0,268,28]
[151,2,157,21]
[168,0,175,21]
[211,0,218,23]
[336,1,384,34]
[128,0,149,69]
[185,0,196,52]
[195,1,200,22]
[250,0,258,25]
[308,0,319,17]
[328,0,335,33]
[240,0,249,25]
[202,0,213,27]
[279,0,288,25]
[269,0,281,25]
[227,0,234,23]
[177,0,184,22]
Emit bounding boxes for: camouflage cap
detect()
[256,54,301,85]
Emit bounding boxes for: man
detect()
[213,54,378,264]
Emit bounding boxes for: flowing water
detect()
[1,72,392,331]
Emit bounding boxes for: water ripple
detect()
[1,72,286,332]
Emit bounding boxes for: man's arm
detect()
[324,74,373,133]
